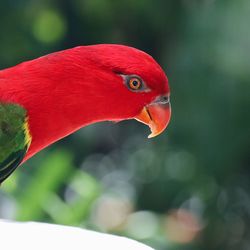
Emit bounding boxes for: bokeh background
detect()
[0,0,249,249]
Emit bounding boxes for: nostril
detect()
[153,95,170,105]
[161,95,170,104]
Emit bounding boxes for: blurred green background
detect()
[0,0,250,249]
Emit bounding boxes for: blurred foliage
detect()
[0,0,250,250]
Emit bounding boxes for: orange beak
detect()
[135,96,171,138]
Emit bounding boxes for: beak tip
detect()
[147,127,164,139]
[148,133,157,139]
[148,134,153,139]
[135,103,171,139]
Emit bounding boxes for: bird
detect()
[0,44,171,249]
[0,219,154,250]
[0,44,171,184]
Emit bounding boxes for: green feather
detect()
[0,103,31,183]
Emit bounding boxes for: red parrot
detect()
[0,44,171,183]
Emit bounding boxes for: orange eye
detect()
[128,77,142,90]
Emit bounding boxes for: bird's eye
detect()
[127,76,143,91]
[129,77,141,90]
[121,75,148,92]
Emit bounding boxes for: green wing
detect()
[0,103,31,184]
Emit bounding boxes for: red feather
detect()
[0,45,169,160]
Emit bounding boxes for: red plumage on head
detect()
[0,44,170,160]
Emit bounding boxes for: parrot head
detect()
[52,44,171,138]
